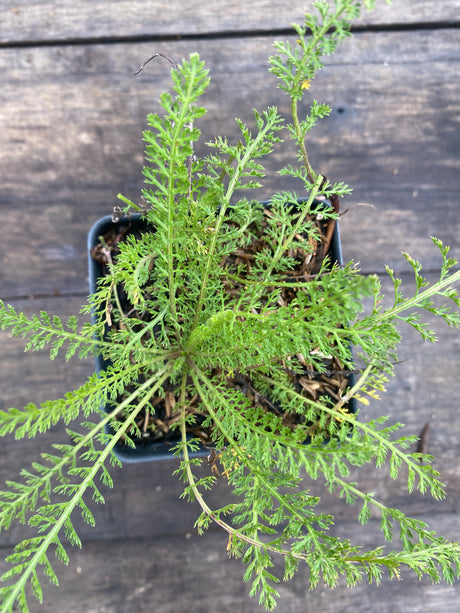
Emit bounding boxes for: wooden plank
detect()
[0,277,458,549]
[1,0,460,44]
[0,9,459,610]
[1,513,459,613]
[0,296,93,410]
[0,29,459,298]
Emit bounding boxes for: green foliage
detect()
[0,1,459,611]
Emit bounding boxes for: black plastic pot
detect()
[88,199,356,462]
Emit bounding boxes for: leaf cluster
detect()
[0,2,459,612]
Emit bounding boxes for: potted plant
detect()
[86,197,355,462]
[0,1,459,611]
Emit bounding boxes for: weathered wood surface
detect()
[0,276,458,542]
[0,28,459,299]
[3,514,459,613]
[1,0,459,44]
[0,1,460,611]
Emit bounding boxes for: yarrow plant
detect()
[1,1,460,610]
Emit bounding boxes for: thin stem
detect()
[288,2,351,185]
[374,268,460,324]
[2,368,172,611]
[190,367,327,555]
[239,175,324,314]
[291,97,318,184]
[0,368,172,531]
[189,116,281,334]
[255,366,445,499]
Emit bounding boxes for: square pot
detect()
[87,199,356,462]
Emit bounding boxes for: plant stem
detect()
[291,97,318,184]
[189,114,281,334]
[375,268,460,324]
[1,369,171,612]
[0,367,172,535]
[190,368,328,554]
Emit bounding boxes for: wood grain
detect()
[0,276,458,546]
[1,0,459,44]
[1,514,459,613]
[0,29,459,298]
[0,4,459,611]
